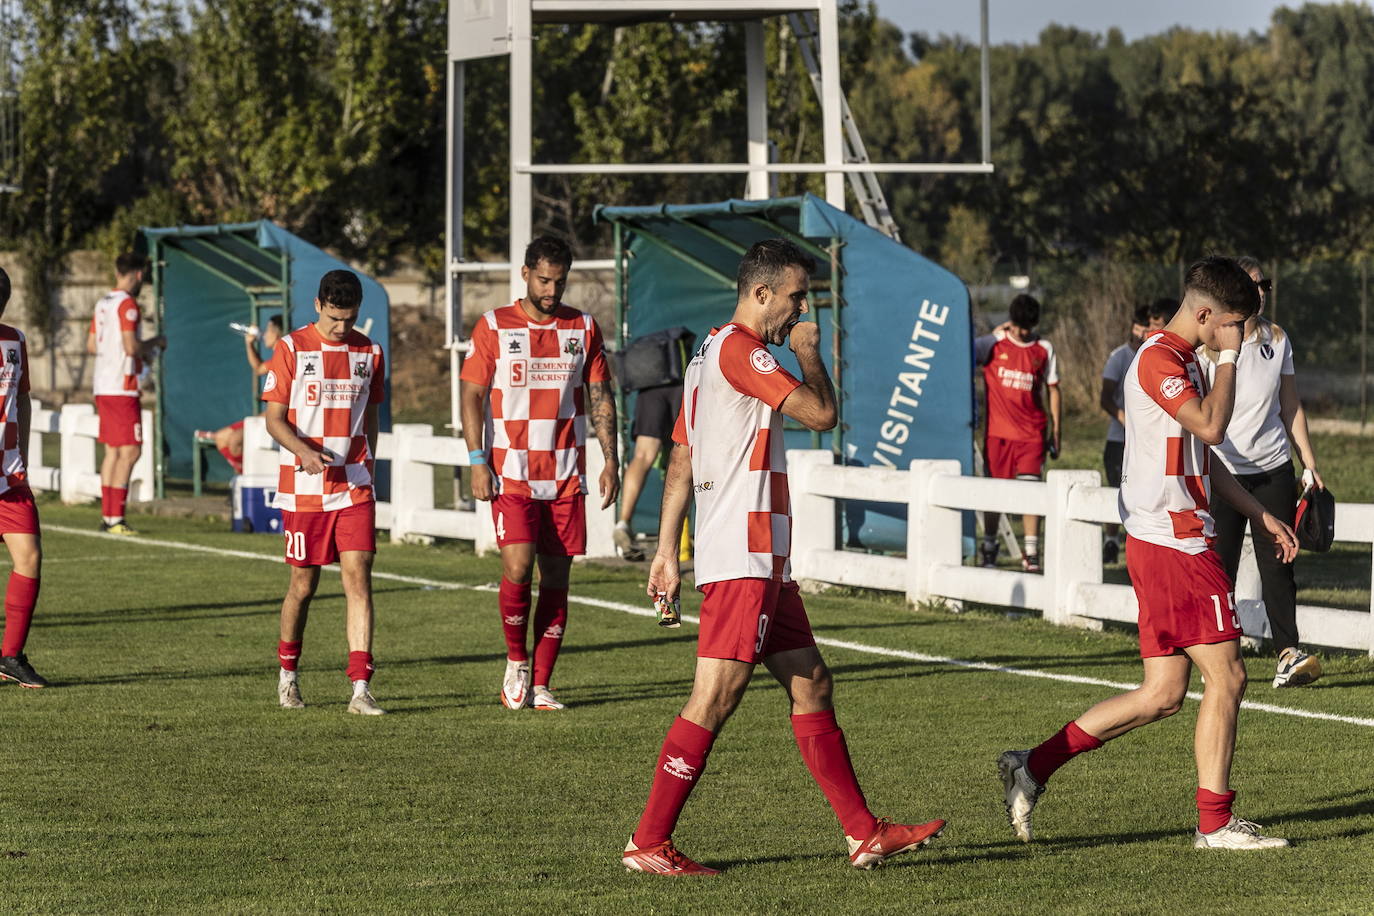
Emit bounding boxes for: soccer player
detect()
[0,268,47,689]
[613,382,684,562]
[620,240,946,876]
[1201,256,1324,688]
[203,315,283,473]
[87,252,166,535]
[976,294,1060,572]
[997,255,1298,850]
[1098,302,1151,563]
[263,270,385,715]
[460,236,619,712]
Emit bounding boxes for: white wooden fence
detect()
[30,406,1372,655]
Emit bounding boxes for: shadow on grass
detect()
[38,585,425,629]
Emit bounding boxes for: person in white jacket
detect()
[1198,256,1324,687]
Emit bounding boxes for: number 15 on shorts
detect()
[1210,593,1239,631]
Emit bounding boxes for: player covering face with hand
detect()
[998,255,1298,850]
[621,239,946,876]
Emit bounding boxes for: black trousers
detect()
[1211,460,1300,653]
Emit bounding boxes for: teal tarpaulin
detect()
[138,221,390,491]
[594,195,973,549]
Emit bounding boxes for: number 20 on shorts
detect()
[285,530,307,561]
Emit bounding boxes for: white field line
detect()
[47,524,1374,729]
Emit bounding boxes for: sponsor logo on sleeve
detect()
[1160,375,1187,399]
[750,348,778,374]
[124,308,138,323]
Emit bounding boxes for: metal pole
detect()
[980,0,991,165]
[448,60,465,435]
[817,0,844,208]
[1362,258,1368,432]
[152,238,165,499]
[829,238,844,458]
[509,0,533,301]
[744,21,768,200]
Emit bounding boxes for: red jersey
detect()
[0,325,31,496]
[459,301,611,500]
[977,330,1059,442]
[261,324,385,512]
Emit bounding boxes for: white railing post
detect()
[1232,537,1271,641]
[59,404,97,504]
[1046,469,1103,628]
[582,443,616,559]
[789,449,837,584]
[387,424,433,544]
[907,459,963,606]
[240,416,279,477]
[128,407,156,503]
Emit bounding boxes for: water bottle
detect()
[229,322,259,338]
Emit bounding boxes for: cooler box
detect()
[232,474,282,533]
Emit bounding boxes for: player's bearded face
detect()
[763,267,810,344]
[523,259,569,315]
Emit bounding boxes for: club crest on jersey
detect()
[354,360,370,379]
[1160,375,1187,399]
[263,370,278,393]
[1260,343,1274,360]
[750,348,779,374]
[4,349,17,365]
[564,337,581,356]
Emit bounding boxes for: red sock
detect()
[1027,720,1104,785]
[632,717,715,848]
[347,651,374,682]
[531,587,568,686]
[499,578,531,661]
[1,573,40,657]
[1196,787,1235,834]
[111,486,128,521]
[100,486,112,518]
[277,640,302,672]
[792,709,878,839]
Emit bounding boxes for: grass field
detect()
[4,501,1374,914]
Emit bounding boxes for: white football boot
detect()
[501,659,531,710]
[1193,816,1290,849]
[997,749,1045,842]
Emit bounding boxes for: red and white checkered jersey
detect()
[90,290,142,397]
[672,323,802,587]
[261,324,385,512]
[977,330,1058,442]
[459,302,611,500]
[0,324,31,496]
[1119,330,1214,554]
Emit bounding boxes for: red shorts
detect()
[96,396,143,446]
[281,500,376,567]
[219,420,245,473]
[1126,536,1240,658]
[697,578,817,664]
[0,489,39,539]
[986,435,1044,479]
[492,493,586,556]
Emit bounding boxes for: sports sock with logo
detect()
[633,716,715,848]
[1,573,39,657]
[791,709,879,840]
[1027,720,1104,785]
[277,640,302,672]
[346,651,374,683]
[1024,534,1040,557]
[1196,787,1235,834]
[498,578,532,661]
[110,486,129,523]
[531,587,568,687]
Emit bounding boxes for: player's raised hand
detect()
[599,458,620,510]
[1257,511,1299,563]
[788,319,820,354]
[646,550,681,602]
[469,463,494,501]
[1212,317,1244,355]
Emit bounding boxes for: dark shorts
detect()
[632,385,683,442]
[96,396,143,447]
[697,578,817,664]
[1127,537,1240,658]
[492,493,586,556]
[1104,439,1124,488]
[281,501,376,567]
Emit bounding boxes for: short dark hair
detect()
[318,269,363,310]
[1008,294,1040,330]
[524,236,573,271]
[116,252,148,277]
[1132,302,1150,326]
[267,315,284,331]
[736,239,816,300]
[1149,297,1180,322]
[1183,255,1259,317]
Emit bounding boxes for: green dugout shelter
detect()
[138,221,391,495]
